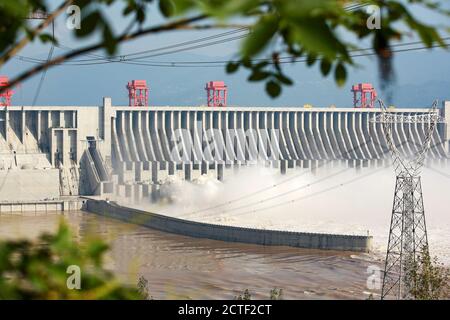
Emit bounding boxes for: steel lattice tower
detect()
[373,100,444,300]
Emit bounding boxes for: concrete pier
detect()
[85,199,373,252]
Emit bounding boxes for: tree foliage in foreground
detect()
[0,222,142,299]
[405,246,450,300]
[0,0,449,97]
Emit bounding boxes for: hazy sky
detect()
[1,1,449,107]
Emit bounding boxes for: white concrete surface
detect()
[0,169,59,201]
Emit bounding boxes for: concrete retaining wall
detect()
[0,199,84,214]
[0,168,60,201]
[85,199,373,252]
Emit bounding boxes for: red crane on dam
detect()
[205,81,227,107]
[127,80,149,106]
[351,83,377,108]
[0,76,14,106]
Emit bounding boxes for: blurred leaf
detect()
[86,239,109,265]
[241,14,279,57]
[75,11,101,37]
[159,0,175,17]
[306,53,317,66]
[289,19,346,60]
[241,57,252,68]
[38,33,55,44]
[320,59,332,76]
[200,0,260,18]
[169,0,198,15]
[334,62,347,87]
[248,70,271,81]
[275,73,293,86]
[102,24,117,55]
[266,80,281,98]
[254,61,269,69]
[136,6,146,24]
[226,61,240,73]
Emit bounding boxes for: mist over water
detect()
[134,164,450,265]
[2,164,448,298]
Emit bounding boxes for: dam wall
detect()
[108,103,449,202]
[110,105,449,170]
[0,168,59,201]
[85,199,373,252]
[1,99,449,202]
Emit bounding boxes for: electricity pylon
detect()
[372,100,445,300]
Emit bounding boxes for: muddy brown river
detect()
[0,211,382,299]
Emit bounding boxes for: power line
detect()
[186,166,351,219]
[123,42,450,67]
[15,33,248,65]
[41,3,368,63]
[15,3,370,66]
[180,135,445,220]
[112,27,249,59]
[345,3,369,12]
[425,165,450,179]
[52,27,250,62]
[18,7,448,68]
[31,19,56,106]
[15,40,450,68]
[180,136,381,218]
[125,34,249,61]
[128,37,450,65]
[32,44,54,105]
[205,140,449,220]
[223,165,386,218]
[136,163,385,226]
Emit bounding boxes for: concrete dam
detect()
[1,98,450,203]
[1,97,449,251]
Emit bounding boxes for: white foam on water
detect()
[137,164,450,266]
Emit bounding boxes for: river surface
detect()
[0,211,382,299]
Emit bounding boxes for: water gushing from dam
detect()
[134,164,450,265]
